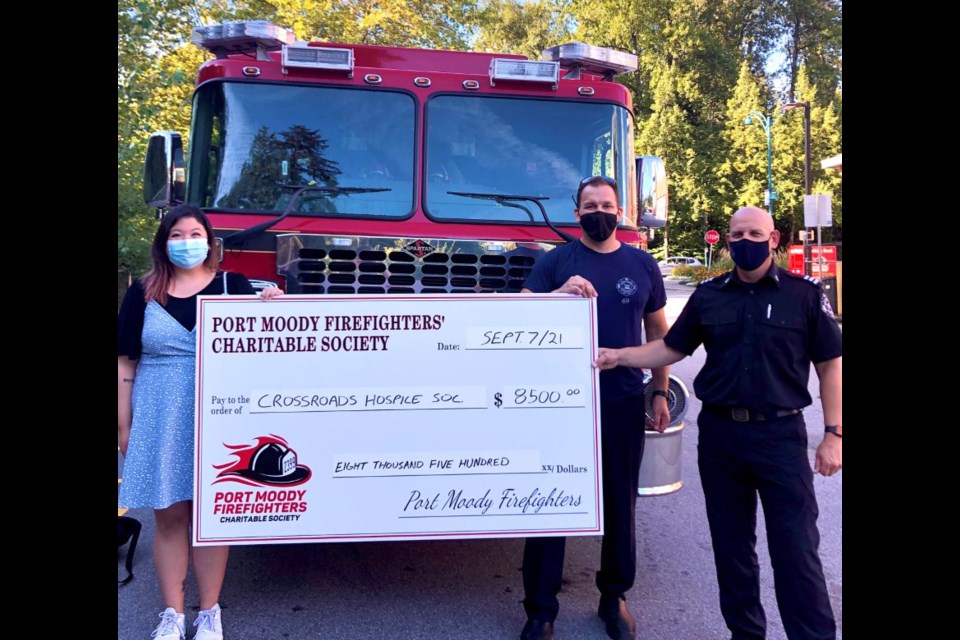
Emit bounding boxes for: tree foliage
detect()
[118,0,842,275]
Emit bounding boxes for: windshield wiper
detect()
[282,184,392,196]
[222,184,392,249]
[447,191,576,243]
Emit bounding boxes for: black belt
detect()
[704,405,802,422]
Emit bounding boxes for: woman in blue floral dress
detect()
[118,206,280,640]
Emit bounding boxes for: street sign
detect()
[803,194,832,228]
[705,230,720,245]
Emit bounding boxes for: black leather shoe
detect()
[598,597,637,640]
[520,618,554,640]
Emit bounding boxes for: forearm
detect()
[815,358,842,427]
[644,311,671,388]
[646,318,679,391]
[648,366,669,392]
[616,340,684,370]
[118,357,137,431]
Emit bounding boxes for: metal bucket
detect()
[638,421,684,496]
[637,374,689,496]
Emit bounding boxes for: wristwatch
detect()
[824,425,842,438]
[651,390,670,401]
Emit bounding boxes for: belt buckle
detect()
[731,408,750,422]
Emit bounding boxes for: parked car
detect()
[658,256,703,276]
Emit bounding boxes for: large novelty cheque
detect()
[193,294,601,546]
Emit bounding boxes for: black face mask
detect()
[579,212,618,242]
[729,238,772,271]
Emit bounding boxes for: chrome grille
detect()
[276,235,552,294]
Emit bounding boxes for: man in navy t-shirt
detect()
[518,176,670,640]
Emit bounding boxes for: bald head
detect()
[730,207,774,235]
[728,206,778,243]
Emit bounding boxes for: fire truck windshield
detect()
[187,82,415,217]
[424,95,635,226]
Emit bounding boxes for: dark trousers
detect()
[697,410,836,640]
[522,394,646,621]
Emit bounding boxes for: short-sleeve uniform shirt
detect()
[524,241,666,402]
[664,265,842,413]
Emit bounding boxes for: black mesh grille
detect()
[422,264,449,275]
[421,276,448,287]
[298,273,325,284]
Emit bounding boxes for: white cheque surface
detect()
[194,294,601,545]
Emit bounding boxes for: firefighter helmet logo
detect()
[214,435,312,487]
[403,240,436,258]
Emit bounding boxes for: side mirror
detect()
[636,155,668,228]
[143,132,185,210]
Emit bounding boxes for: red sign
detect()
[705,230,720,245]
[810,245,837,278]
[786,245,838,278]
[787,245,805,275]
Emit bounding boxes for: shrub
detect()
[688,266,730,284]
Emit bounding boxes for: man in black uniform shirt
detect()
[596,206,842,640]
[519,176,671,640]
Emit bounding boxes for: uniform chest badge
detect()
[616,277,638,297]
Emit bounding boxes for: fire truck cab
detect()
[144,20,668,294]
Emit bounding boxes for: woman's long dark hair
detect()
[140,205,218,305]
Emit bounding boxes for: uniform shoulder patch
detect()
[819,291,836,318]
[784,270,822,287]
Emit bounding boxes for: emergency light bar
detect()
[542,42,638,77]
[191,21,295,60]
[489,59,560,89]
[282,44,354,76]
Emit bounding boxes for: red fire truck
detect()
[144,20,668,293]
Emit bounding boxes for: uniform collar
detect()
[721,262,781,289]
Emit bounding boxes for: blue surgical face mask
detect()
[729,238,771,271]
[167,238,209,269]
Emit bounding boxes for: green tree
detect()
[264,0,479,49]
[473,0,573,59]
[119,0,842,276]
[570,0,770,257]
[119,0,205,280]
[775,0,842,103]
[718,61,770,230]
[773,66,842,241]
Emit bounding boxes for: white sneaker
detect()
[152,608,186,640]
[193,603,223,640]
